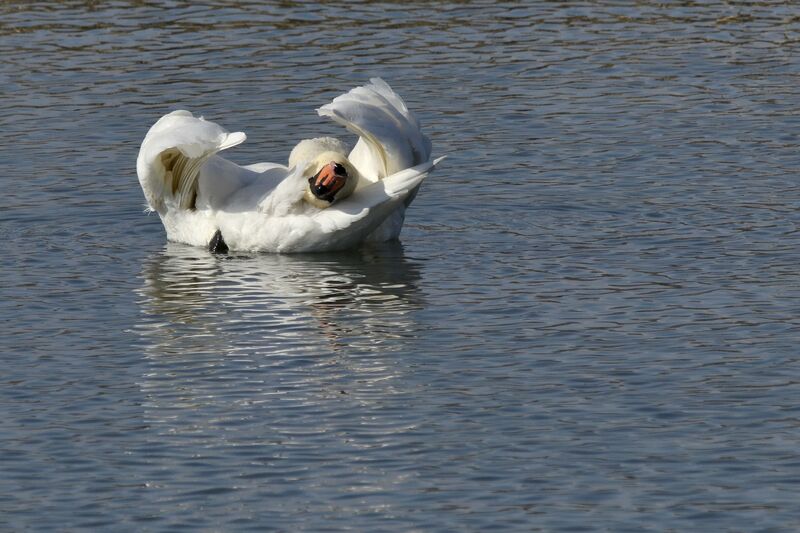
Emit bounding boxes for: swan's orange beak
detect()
[309,162,348,203]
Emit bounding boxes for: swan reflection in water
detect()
[136,241,423,352]
[132,243,428,503]
[133,241,425,408]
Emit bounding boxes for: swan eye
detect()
[333,162,347,176]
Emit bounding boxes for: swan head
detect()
[289,138,359,209]
[302,151,359,208]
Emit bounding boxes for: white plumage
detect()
[136,78,442,253]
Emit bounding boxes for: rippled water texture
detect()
[4,1,800,530]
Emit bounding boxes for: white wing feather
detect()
[317,78,432,182]
[257,164,308,217]
[136,110,245,213]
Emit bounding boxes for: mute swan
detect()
[136,78,443,253]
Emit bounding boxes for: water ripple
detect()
[4,0,800,530]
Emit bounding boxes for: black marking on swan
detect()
[208,229,228,254]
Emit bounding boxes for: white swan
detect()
[136,78,443,253]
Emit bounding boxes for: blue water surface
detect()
[3,2,800,530]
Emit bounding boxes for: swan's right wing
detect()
[136,110,246,214]
[317,78,432,183]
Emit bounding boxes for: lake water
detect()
[3,1,800,530]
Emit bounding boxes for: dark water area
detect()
[3,1,800,530]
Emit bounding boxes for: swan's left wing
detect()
[136,110,246,213]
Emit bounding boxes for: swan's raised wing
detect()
[136,110,246,213]
[317,78,432,183]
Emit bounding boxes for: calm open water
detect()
[3,1,800,531]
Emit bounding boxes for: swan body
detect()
[136,78,442,253]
